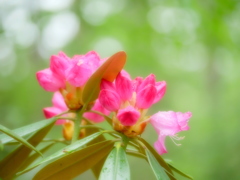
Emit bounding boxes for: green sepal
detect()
[33,140,115,180]
[82,51,126,104]
[99,142,130,180]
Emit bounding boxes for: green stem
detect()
[126,149,147,160]
[71,105,87,143]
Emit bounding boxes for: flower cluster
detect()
[37,51,192,155]
[99,72,166,136]
[98,71,191,154]
[37,51,104,110]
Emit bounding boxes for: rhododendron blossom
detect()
[150,111,192,154]
[37,51,104,110]
[99,72,166,137]
[99,71,191,154]
[44,91,109,140]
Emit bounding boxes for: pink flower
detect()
[43,92,109,124]
[84,99,110,123]
[150,111,192,154]
[99,72,166,136]
[43,91,68,125]
[37,51,103,110]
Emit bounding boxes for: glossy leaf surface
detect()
[145,149,170,180]
[33,140,114,180]
[99,142,130,180]
[18,143,54,172]
[0,118,56,180]
[0,124,42,156]
[18,132,102,175]
[85,126,107,178]
[0,118,56,144]
[138,137,176,180]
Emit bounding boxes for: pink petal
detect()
[150,111,179,136]
[117,106,140,126]
[43,107,66,125]
[52,92,68,111]
[176,112,192,131]
[154,135,168,155]
[36,68,65,92]
[66,60,92,87]
[153,81,166,104]
[84,100,110,123]
[50,52,70,79]
[116,72,133,101]
[120,70,131,79]
[83,51,101,72]
[137,74,156,92]
[99,89,121,111]
[72,51,101,73]
[133,77,143,92]
[100,79,115,91]
[136,84,157,109]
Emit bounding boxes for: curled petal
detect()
[116,72,133,101]
[43,107,66,125]
[150,111,180,136]
[84,100,110,123]
[136,85,157,109]
[52,91,68,110]
[99,89,121,111]
[153,81,166,104]
[154,135,167,155]
[117,106,140,126]
[137,74,156,92]
[50,52,70,79]
[150,111,191,136]
[176,112,192,131]
[36,68,65,92]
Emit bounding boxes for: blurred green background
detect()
[1,0,240,179]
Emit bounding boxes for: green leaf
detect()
[145,149,170,180]
[85,126,107,178]
[17,132,102,175]
[33,140,115,180]
[168,164,193,180]
[0,118,57,144]
[99,142,130,180]
[0,140,3,151]
[82,51,126,104]
[0,117,56,180]
[0,124,42,156]
[138,138,176,180]
[18,143,54,172]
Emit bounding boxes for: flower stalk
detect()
[71,104,87,143]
